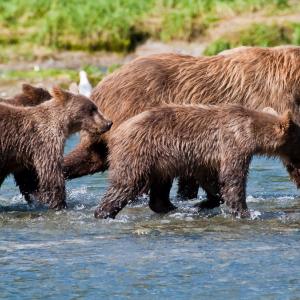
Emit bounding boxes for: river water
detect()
[0,135,300,299]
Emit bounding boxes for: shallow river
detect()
[1,135,300,299]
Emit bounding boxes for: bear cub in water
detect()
[0,84,53,202]
[95,104,300,219]
[0,87,112,210]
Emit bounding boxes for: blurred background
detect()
[0,0,300,96]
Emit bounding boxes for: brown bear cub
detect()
[94,104,300,219]
[0,87,112,210]
[0,84,52,203]
[0,84,51,107]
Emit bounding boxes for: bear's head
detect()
[16,84,52,106]
[51,86,112,136]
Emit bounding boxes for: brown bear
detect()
[94,104,300,219]
[0,84,51,107]
[0,87,112,209]
[64,46,300,202]
[0,84,53,203]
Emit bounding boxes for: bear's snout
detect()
[100,120,113,133]
[106,121,113,130]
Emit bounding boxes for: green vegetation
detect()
[204,22,300,55]
[0,64,121,88]
[0,0,295,58]
[1,68,78,82]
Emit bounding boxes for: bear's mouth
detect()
[89,126,111,136]
[99,121,113,134]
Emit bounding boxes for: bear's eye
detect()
[89,105,97,115]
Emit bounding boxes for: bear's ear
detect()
[279,110,294,134]
[51,86,71,104]
[262,107,279,116]
[22,84,51,100]
[22,84,37,98]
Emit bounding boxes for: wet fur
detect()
[64,46,300,199]
[95,104,300,219]
[0,88,111,209]
[0,84,52,202]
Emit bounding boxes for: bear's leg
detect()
[177,176,199,200]
[285,162,300,188]
[149,177,177,213]
[34,161,67,210]
[35,183,67,210]
[0,174,5,187]
[64,140,108,180]
[196,189,224,210]
[219,158,250,217]
[14,168,38,204]
[94,184,140,219]
[36,183,67,210]
[197,179,224,210]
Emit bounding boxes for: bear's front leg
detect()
[64,140,108,180]
[34,159,67,210]
[95,184,138,219]
[219,157,250,218]
[149,177,176,213]
[36,183,67,210]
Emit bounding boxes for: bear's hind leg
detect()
[14,168,38,204]
[177,176,199,200]
[0,174,6,187]
[149,177,176,213]
[197,191,223,210]
[197,175,224,210]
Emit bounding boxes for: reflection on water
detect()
[0,135,300,299]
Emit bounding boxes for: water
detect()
[1,135,300,299]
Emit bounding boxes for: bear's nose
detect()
[105,121,113,131]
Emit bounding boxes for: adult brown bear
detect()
[64,46,300,201]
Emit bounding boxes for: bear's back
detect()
[92,47,300,135]
[111,103,283,158]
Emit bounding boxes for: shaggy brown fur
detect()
[94,104,300,219]
[64,46,300,199]
[0,87,112,209]
[0,84,52,202]
[0,84,51,107]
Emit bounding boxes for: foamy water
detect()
[0,135,300,299]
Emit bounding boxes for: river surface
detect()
[0,135,300,299]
